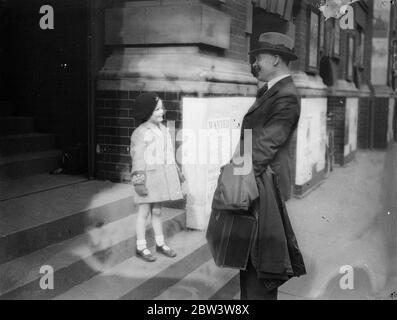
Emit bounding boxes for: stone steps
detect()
[0,207,185,300]
[0,116,62,181]
[53,230,243,301]
[154,259,239,300]
[0,175,311,300]
[0,178,248,301]
[0,174,88,202]
[0,173,243,301]
[0,102,14,117]
[0,150,62,179]
[54,230,208,300]
[0,133,56,157]
[0,180,137,264]
[0,117,34,135]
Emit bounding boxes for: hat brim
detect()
[249,47,298,61]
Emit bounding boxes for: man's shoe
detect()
[156,244,177,258]
[136,248,156,262]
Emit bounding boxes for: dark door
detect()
[2,0,91,174]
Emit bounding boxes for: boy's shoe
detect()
[136,248,156,262]
[156,244,177,258]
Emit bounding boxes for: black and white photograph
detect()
[1,0,397,306]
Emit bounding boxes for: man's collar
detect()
[267,74,291,91]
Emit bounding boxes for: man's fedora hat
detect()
[249,32,298,61]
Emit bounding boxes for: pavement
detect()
[277,143,397,300]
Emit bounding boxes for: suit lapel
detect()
[246,76,293,116]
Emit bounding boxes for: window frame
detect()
[332,19,341,59]
[346,33,355,82]
[305,6,321,74]
[356,27,365,70]
[319,14,326,56]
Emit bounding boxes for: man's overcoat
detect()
[239,76,306,285]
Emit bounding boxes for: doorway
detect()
[1,0,92,179]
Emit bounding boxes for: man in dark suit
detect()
[239,32,306,300]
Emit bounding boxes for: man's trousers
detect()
[240,259,278,300]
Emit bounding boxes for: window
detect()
[357,28,365,68]
[324,19,333,56]
[332,19,341,58]
[346,34,355,81]
[306,8,320,73]
[319,15,326,55]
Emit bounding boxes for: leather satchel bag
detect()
[206,157,259,270]
[211,161,259,212]
[206,209,257,270]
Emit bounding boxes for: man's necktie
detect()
[256,83,268,99]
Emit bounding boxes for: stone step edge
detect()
[0,195,133,265]
[0,176,89,202]
[153,259,239,300]
[0,133,55,140]
[210,273,240,300]
[0,207,186,299]
[0,133,55,156]
[0,117,34,120]
[55,230,209,300]
[0,150,61,166]
[0,180,132,237]
[0,180,140,265]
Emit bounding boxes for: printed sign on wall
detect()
[295,98,327,187]
[344,98,359,157]
[182,97,255,230]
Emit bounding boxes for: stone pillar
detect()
[96,0,257,230]
[100,0,256,92]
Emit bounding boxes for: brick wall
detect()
[358,97,372,149]
[290,0,308,72]
[220,0,249,61]
[251,11,291,59]
[328,96,346,166]
[373,97,389,149]
[95,90,183,182]
[95,89,254,182]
